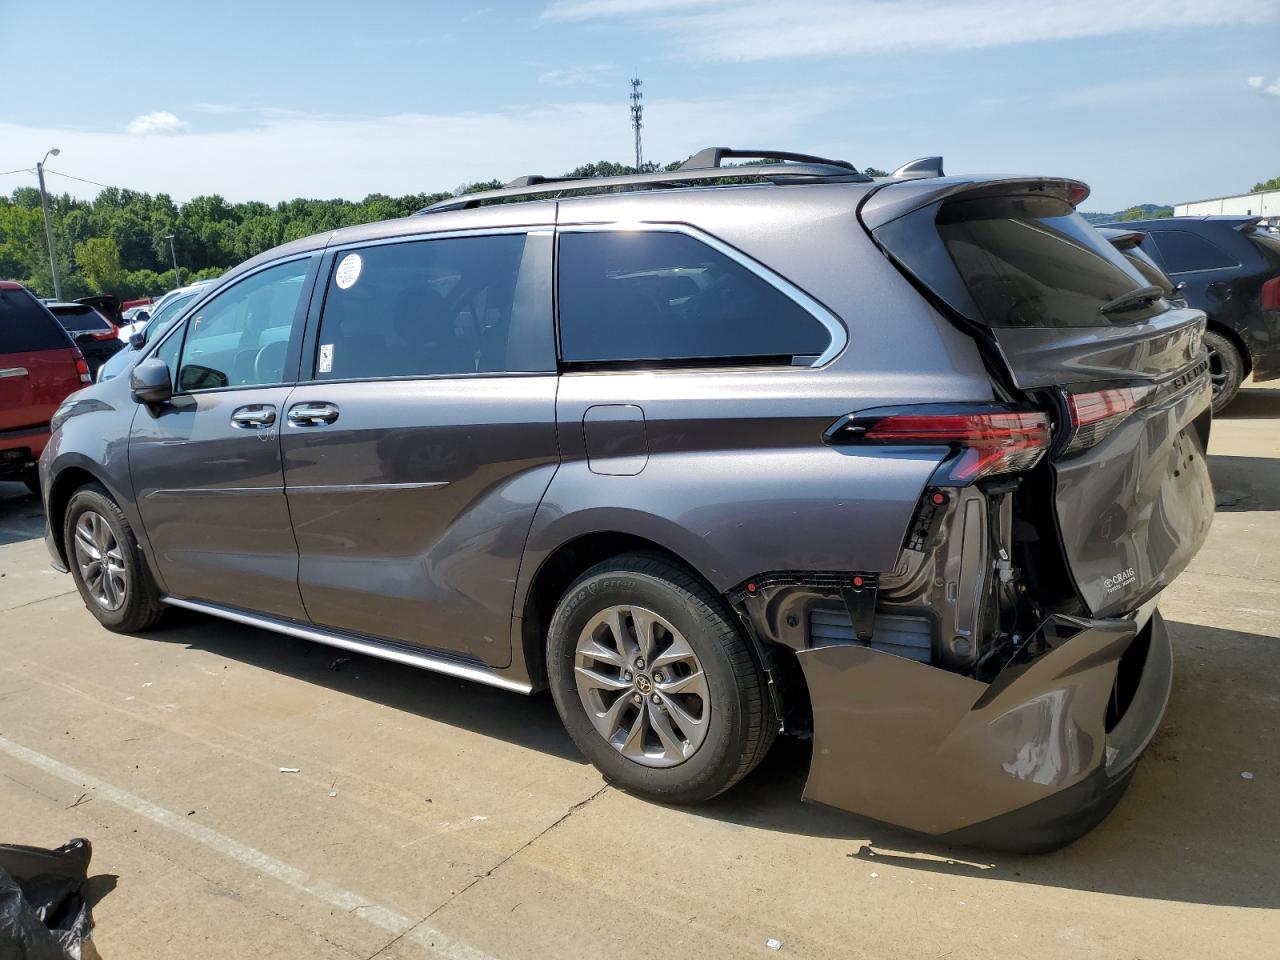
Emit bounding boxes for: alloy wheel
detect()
[573,605,711,768]
[73,511,127,611]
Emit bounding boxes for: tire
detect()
[64,482,164,633]
[1204,329,1244,413]
[546,552,776,804]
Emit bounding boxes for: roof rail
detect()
[416,147,870,215]
[678,147,857,171]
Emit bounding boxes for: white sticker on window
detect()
[318,343,334,374]
[334,253,362,290]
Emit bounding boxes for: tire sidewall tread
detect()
[546,552,774,805]
[64,482,163,633]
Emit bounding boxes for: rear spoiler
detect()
[1097,227,1145,251]
[1235,216,1265,233]
[859,175,1092,230]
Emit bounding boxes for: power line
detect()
[0,167,34,177]
[43,168,116,189]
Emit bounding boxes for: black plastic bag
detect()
[0,839,94,960]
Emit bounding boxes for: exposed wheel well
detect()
[1205,320,1252,376]
[46,467,104,567]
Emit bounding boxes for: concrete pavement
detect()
[1,385,1277,959]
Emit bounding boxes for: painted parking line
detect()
[0,734,495,960]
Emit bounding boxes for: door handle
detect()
[287,401,340,427]
[230,404,277,428]
[0,367,29,380]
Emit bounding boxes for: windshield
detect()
[142,290,201,343]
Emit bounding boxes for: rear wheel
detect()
[1203,330,1244,413]
[546,553,775,804]
[64,483,164,633]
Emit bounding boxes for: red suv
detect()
[0,281,90,494]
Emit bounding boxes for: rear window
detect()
[557,230,832,364]
[1122,247,1177,298]
[50,304,112,333]
[938,196,1160,328]
[1146,230,1239,273]
[0,289,72,352]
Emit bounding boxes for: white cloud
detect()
[542,0,1280,61]
[126,111,189,135]
[0,95,835,204]
[537,63,616,86]
[1246,75,1280,96]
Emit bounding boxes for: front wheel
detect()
[1203,330,1244,413]
[64,482,164,633]
[546,553,775,804]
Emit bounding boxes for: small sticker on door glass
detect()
[334,253,362,290]
[318,343,334,374]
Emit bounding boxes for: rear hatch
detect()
[0,286,85,433]
[864,178,1214,617]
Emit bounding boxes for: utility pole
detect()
[36,148,62,300]
[164,234,181,286]
[629,76,644,172]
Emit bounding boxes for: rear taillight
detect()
[1063,387,1151,455]
[826,406,1051,484]
[1262,276,1280,311]
[75,357,91,384]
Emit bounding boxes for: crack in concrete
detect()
[2,588,77,613]
[364,784,610,960]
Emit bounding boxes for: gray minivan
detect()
[40,150,1214,850]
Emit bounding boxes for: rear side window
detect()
[0,290,70,352]
[314,233,554,380]
[937,197,1159,328]
[1147,230,1238,273]
[557,230,832,365]
[50,305,112,333]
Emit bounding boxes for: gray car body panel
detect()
[38,173,1214,849]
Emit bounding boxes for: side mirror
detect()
[136,311,150,323]
[128,332,146,350]
[130,357,172,405]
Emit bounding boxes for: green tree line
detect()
[0,157,913,300]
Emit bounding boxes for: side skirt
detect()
[160,596,533,694]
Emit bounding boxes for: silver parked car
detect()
[40,149,1214,850]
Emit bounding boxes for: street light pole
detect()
[164,234,181,287]
[36,148,62,301]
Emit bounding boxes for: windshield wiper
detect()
[1099,285,1164,316]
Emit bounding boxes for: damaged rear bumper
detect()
[796,610,1173,852]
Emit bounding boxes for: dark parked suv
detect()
[1099,215,1280,410]
[40,150,1215,851]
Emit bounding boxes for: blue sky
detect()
[2,0,1277,210]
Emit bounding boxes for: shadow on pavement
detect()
[685,618,1280,910]
[0,482,45,545]
[138,607,586,764]
[1210,455,1280,511]
[1216,386,1280,420]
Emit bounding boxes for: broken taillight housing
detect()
[825,405,1051,484]
[1062,387,1152,456]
